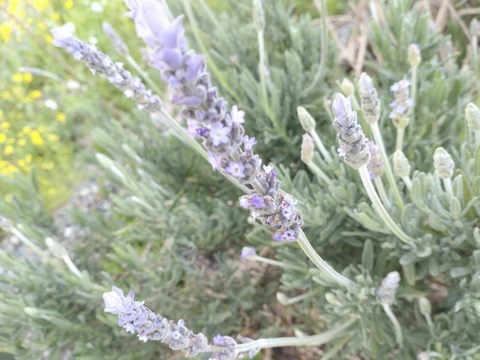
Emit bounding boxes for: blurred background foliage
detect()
[2,0,480,359]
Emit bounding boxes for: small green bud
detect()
[276,292,289,305]
[341,78,354,97]
[408,44,421,67]
[325,292,338,304]
[301,134,314,164]
[465,103,480,131]
[418,296,432,316]
[296,106,316,133]
[433,147,454,179]
[45,237,68,259]
[393,150,411,177]
[96,153,114,169]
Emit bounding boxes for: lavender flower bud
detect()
[297,106,316,133]
[102,22,130,57]
[366,141,383,179]
[301,134,314,164]
[252,0,265,33]
[45,237,68,258]
[393,150,411,177]
[418,297,431,316]
[377,271,400,305]
[433,147,454,179]
[241,247,256,260]
[341,78,354,97]
[470,18,478,38]
[389,80,413,129]
[408,44,421,67]
[332,93,370,169]
[358,72,380,124]
[276,292,289,305]
[465,103,480,131]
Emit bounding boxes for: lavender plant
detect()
[3,0,480,359]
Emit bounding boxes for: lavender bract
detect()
[389,79,414,129]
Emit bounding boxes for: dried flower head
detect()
[377,271,400,305]
[408,44,421,67]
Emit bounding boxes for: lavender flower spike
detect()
[389,79,414,129]
[366,141,383,179]
[377,271,400,305]
[358,72,380,124]
[332,93,370,169]
[103,286,239,359]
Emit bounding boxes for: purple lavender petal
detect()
[213,334,225,345]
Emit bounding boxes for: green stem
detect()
[311,130,333,163]
[402,176,412,191]
[62,255,83,278]
[443,178,453,198]
[297,229,358,288]
[283,292,312,304]
[408,65,418,139]
[349,94,361,111]
[254,255,305,271]
[358,166,415,247]
[370,122,405,211]
[301,0,328,97]
[425,313,437,339]
[236,318,356,352]
[475,130,480,149]
[257,30,271,118]
[382,303,404,347]
[307,161,335,188]
[396,127,405,151]
[374,177,391,209]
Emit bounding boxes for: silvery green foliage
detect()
[3,0,480,359]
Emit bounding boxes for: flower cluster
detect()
[377,271,400,305]
[389,79,414,129]
[241,246,256,259]
[358,72,380,124]
[103,286,239,359]
[433,147,455,179]
[332,94,370,169]
[130,0,261,184]
[366,141,383,179]
[393,150,411,178]
[239,165,303,242]
[50,25,161,113]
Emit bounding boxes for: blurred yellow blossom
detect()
[30,131,44,145]
[33,0,50,11]
[12,87,20,94]
[47,133,59,141]
[2,92,11,99]
[7,138,15,144]
[45,34,53,43]
[0,23,12,43]
[0,134,6,144]
[38,177,49,185]
[4,146,14,155]
[64,0,73,9]
[18,159,25,167]
[11,73,33,83]
[41,162,55,170]
[56,113,66,122]
[28,90,42,99]
[22,126,31,133]
[52,12,60,20]
[4,194,13,203]
[25,154,32,164]
[47,188,57,195]
[38,126,46,132]
[18,139,26,146]
[1,123,10,129]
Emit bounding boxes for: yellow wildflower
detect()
[18,159,25,167]
[45,34,53,43]
[47,133,59,141]
[7,164,18,173]
[4,145,14,155]
[7,138,14,144]
[25,154,32,163]
[33,0,49,11]
[28,90,42,99]
[24,73,32,83]
[38,126,46,133]
[4,194,12,203]
[52,12,60,20]
[18,139,26,146]
[47,188,57,195]
[11,73,23,82]
[64,0,73,9]
[0,134,6,144]
[22,126,31,133]
[38,177,49,185]
[0,23,12,43]
[2,92,11,99]
[12,87,20,94]
[56,113,66,122]
[41,162,55,170]
[1,123,10,129]
[30,131,44,145]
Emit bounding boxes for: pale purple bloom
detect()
[51,25,74,48]
[124,0,141,18]
[103,286,126,314]
[209,122,231,146]
[390,83,399,92]
[187,119,199,139]
[207,152,221,171]
[213,334,225,345]
[241,247,256,258]
[196,128,208,137]
[243,135,257,151]
[172,330,182,340]
[248,194,264,209]
[406,98,415,107]
[388,112,396,119]
[225,162,245,178]
[273,233,283,242]
[139,334,148,342]
[271,169,277,177]
[390,100,397,107]
[282,204,295,220]
[252,212,259,220]
[178,319,185,326]
[263,165,273,173]
[283,230,296,242]
[231,105,245,123]
[239,197,249,208]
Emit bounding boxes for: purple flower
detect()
[239,197,249,208]
[178,319,185,326]
[172,330,182,340]
[213,334,225,345]
[209,122,231,146]
[51,25,74,48]
[187,119,199,139]
[248,194,264,209]
[273,233,283,242]
[241,247,256,258]
[283,230,296,242]
[196,128,208,137]
[390,82,399,92]
[104,286,127,315]
[231,105,245,123]
[225,162,245,178]
[243,135,257,151]
[252,212,259,220]
[270,169,277,177]
[124,0,141,18]
[389,100,397,108]
[282,204,295,220]
[207,152,221,171]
